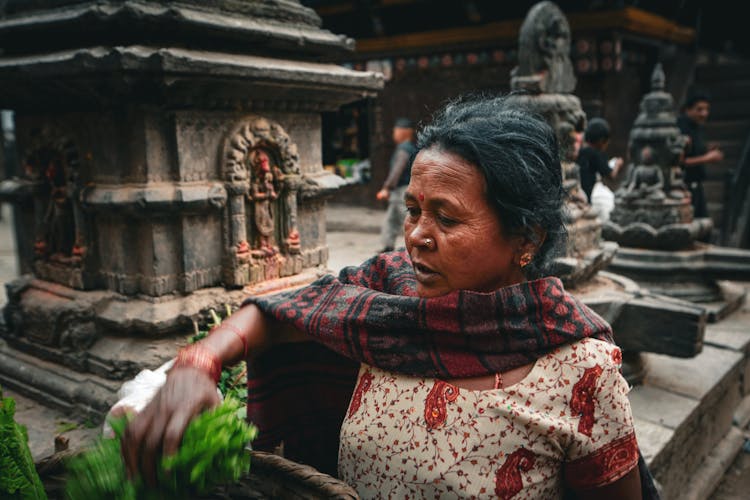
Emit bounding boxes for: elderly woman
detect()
[123,95,647,499]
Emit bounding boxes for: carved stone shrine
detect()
[0,0,382,418]
[508,2,705,384]
[603,63,750,320]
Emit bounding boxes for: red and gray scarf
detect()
[243,250,613,476]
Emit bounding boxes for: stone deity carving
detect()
[511,1,576,94]
[619,146,666,201]
[248,148,279,257]
[24,140,87,266]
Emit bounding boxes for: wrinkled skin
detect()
[404,147,528,298]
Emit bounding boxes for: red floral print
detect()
[611,348,622,366]
[424,380,459,429]
[495,448,536,499]
[348,370,374,417]
[570,365,603,436]
[564,432,639,489]
[339,339,638,498]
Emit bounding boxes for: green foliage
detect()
[56,421,79,434]
[0,386,48,500]
[64,397,257,500]
[191,305,248,405]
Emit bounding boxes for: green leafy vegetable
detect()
[0,386,48,500]
[64,398,257,500]
[191,305,248,404]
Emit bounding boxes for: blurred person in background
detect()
[376,117,417,253]
[677,92,724,222]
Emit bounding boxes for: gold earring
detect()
[519,252,532,268]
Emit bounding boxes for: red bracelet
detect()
[173,344,222,383]
[212,322,248,358]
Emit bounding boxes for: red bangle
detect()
[211,322,248,359]
[173,344,222,383]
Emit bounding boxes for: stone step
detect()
[631,344,744,499]
[683,426,746,500]
[0,339,122,422]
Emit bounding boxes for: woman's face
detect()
[404,147,526,298]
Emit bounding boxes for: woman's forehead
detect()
[412,148,479,177]
[409,149,486,197]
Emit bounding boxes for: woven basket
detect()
[36,449,359,499]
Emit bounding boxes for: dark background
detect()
[301,0,750,58]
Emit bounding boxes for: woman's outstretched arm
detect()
[120,303,307,485]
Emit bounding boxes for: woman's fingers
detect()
[162,407,193,459]
[140,401,171,487]
[121,368,223,486]
[122,395,157,479]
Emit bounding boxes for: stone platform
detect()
[606,245,750,322]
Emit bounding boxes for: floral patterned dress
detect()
[338,337,639,499]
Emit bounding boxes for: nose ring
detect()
[423,238,434,248]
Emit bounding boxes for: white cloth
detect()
[102,359,175,438]
[591,181,615,222]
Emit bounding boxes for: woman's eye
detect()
[437,214,457,226]
[406,206,420,218]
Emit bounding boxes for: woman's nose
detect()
[406,217,433,247]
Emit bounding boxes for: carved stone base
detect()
[606,244,750,320]
[4,270,327,341]
[576,271,706,358]
[565,215,604,256]
[0,266,329,415]
[602,217,713,251]
[609,196,693,228]
[34,260,96,290]
[551,241,618,288]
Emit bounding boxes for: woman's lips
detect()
[413,261,439,282]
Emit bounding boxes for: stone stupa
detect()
[604,63,750,321]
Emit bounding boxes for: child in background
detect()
[577,117,623,204]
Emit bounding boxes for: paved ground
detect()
[326,202,393,272]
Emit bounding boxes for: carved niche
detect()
[20,126,92,289]
[222,117,302,286]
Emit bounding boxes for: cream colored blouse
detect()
[338,337,639,499]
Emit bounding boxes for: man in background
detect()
[677,92,724,221]
[376,117,417,253]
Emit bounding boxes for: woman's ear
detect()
[515,227,546,265]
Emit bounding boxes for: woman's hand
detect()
[121,366,221,486]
